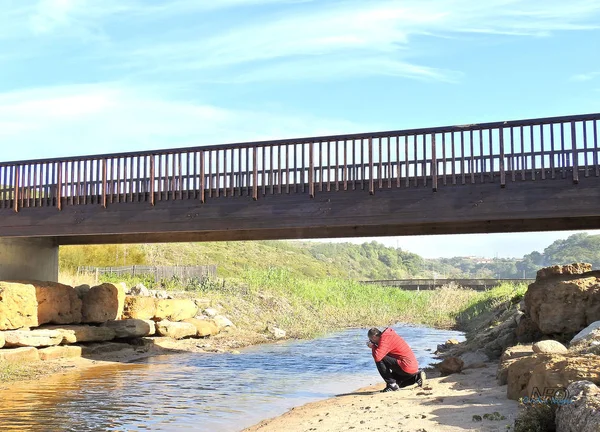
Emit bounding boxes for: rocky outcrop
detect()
[38,345,83,361]
[506,354,553,400]
[526,355,600,398]
[19,281,82,325]
[2,329,63,348]
[459,350,489,369]
[437,357,464,375]
[123,296,156,320]
[524,263,600,335]
[155,320,196,339]
[556,381,600,432]
[102,319,156,338]
[515,315,543,343]
[154,299,198,322]
[532,340,568,354]
[81,283,126,323]
[42,325,116,344]
[182,318,220,337]
[0,282,38,330]
[0,347,40,363]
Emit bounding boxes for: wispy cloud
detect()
[0,83,368,161]
[570,71,600,82]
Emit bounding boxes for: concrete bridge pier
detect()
[0,238,59,282]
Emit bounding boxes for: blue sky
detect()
[1,0,600,258]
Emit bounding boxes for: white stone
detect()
[212,315,235,329]
[204,308,219,317]
[571,321,600,345]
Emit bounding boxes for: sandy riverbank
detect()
[244,363,518,432]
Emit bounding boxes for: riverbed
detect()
[0,324,463,431]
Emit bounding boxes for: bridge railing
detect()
[1,113,599,212]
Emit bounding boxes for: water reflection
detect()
[0,324,463,432]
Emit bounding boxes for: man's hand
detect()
[366,341,374,348]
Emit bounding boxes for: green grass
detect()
[71,268,526,339]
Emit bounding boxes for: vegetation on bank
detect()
[59,233,600,280]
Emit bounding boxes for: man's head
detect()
[368,327,382,345]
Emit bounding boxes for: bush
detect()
[514,404,557,432]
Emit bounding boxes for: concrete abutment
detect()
[0,237,58,282]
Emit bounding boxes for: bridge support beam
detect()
[0,238,59,282]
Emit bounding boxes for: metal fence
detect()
[77,265,217,283]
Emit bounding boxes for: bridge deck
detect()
[0,113,599,244]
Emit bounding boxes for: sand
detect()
[244,363,519,432]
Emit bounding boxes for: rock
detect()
[497,345,535,385]
[81,283,126,323]
[0,281,38,330]
[571,321,600,345]
[203,308,219,317]
[74,284,90,299]
[536,263,592,281]
[269,326,286,339]
[533,340,569,354]
[556,381,600,432]
[150,290,170,299]
[212,315,235,330]
[0,347,39,363]
[155,320,196,339]
[570,329,600,355]
[506,354,553,400]
[446,338,460,345]
[524,271,600,335]
[194,298,210,308]
[459,350,489,369]
[42,325,116,343]
[437,357,464,375]
[19,281,83,325]
[39,345,83,361]
[102,319,156,338]
[154,299,198,322]
[516,315,544,343]
[123,296,156,320]
[0,332,4,348]
[182,318,220,337]
[526,355,600,398]
[81,342,134,356]
[130,284,150,297]
[2,329,63,347]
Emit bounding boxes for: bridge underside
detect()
[1,177,599,245]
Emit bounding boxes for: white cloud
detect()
[570,71,600,82]
[0,83,369,161]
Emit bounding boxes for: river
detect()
[0,323,463,432]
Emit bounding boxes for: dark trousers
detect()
[375,355,418,388]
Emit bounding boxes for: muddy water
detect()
[0,324,463,432]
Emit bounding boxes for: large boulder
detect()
[459,350,489,369]
[524,264,600,335]
[42,325,116,344]
[101,319,156,338]
[506,354,553,400]
[0,347,39,363]
[526,355,600,398]
[437,357,464,375]
[123,296,156,320]
[155,320,196,339]
[2,329,63,348]
[182,318,220,337]
[556,381,600,432]
[81,283,126,323]
[15,280,82,325]
[0,281,37,330]
[38,345,83,361]
[533,340,569,354]
[515,315,543,343]
[154,299,198,322]
[497,345,534,386]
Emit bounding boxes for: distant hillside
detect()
[59,233,600,280]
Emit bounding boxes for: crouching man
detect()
[367,327,426,393]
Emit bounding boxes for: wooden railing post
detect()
[368,138,374,195]
[499,127,506,188]
[150,155,155,206]
[252,146,258,200]
[57,162,63,211]
[431,134,437,192]
[571,121,579,184]
[101,159,107,208]
[13,165,20,213]
[199,151,205,203]
[309,142,314,198]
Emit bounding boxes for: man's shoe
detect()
[416,370,426,388]
[380,384,399,393]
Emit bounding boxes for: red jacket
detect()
[371,327,418,374]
